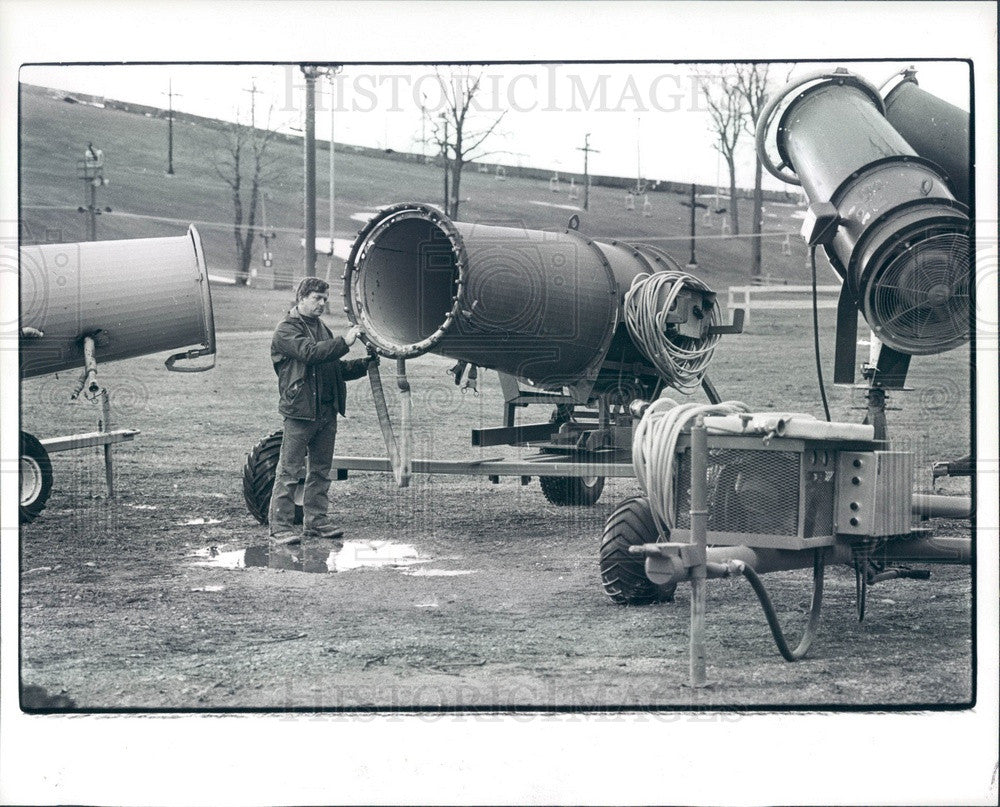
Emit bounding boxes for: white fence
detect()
[727,283,842,322]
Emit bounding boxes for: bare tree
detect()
[430,68,506,219]
[216,100,280,285]
[695,67,743,236]
[735,63,794,279]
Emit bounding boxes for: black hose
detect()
[810,246,832,422]
[740,549,825,662]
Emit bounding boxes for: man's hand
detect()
[344,324,362,346]
[366,353,380,367]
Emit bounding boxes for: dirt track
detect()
[19,482,973,709]
[19,311,974,710]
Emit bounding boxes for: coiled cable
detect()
[623,271,721,394]
[632,396,749,537]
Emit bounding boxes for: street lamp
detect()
[325,66,343,282]
[301,65,319,278]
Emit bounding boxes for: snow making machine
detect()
[242,203,746,523]
[240,66,974,674]
[614,67,975,679]
[18,227,216,523]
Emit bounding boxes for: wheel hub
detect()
[21,456,43,505]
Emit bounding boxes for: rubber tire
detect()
[242,430,303,526]
[20,432,53,525]
[599,496,676,605]
[539,475,605,506]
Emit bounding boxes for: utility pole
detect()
[261,189,275,270]
[302,66,319,278]
[635,116,642,194]
[679,182,708,269]
[77,142,109,241]
[420,94,427,159]
[440,113,450,215]
[576,133,599,211]
[243,78,264,129]
[162,79,181,175]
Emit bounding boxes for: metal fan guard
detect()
[863,231,971,356]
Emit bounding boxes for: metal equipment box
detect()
[834,450,914,537]
[670,434,888,550]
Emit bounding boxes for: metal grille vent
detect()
[866,230,971,356]
[675,448,801,536]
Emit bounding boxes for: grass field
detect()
[19,85,813,293]
[16,82,974,710]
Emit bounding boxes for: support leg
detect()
[397,359,412,488]
[368,360,401,481]
[100,388,114,498]
[689,415,709,687]
[863,385,887,441]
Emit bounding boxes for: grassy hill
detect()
[19,84,814,298]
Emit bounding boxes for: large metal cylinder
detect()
[773,74,971,356]
[19,226,215,378]
[344,204,677,393]
[883,77,971,207]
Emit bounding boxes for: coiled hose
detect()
[632,397,749,537]
[623,270,721,394]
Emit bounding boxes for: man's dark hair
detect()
[296,277,330,300]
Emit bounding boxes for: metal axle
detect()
[638,532,971,588]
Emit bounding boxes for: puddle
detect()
[190,540,428,575]
[180,517,224,526]
[192,543,332,573]
[333,540,423,571]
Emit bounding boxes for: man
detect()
[268,277,376,545]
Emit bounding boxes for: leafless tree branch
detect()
[694,66,745,235]
[731,62,795,278]
[430,67,506,217]
[216,103,280,285]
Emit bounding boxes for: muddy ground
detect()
[19,299,974,710]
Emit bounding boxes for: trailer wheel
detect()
[599,496,676,605]
[242,430,303,526]
[20,431,53,525]
[539,474,605,506]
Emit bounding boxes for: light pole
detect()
[325,67,343,282]
[301,65,319,278]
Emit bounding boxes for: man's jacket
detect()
[271,308,369,420]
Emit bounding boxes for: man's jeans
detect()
[268,414,337,533]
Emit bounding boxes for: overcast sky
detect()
[20,60,970,192]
